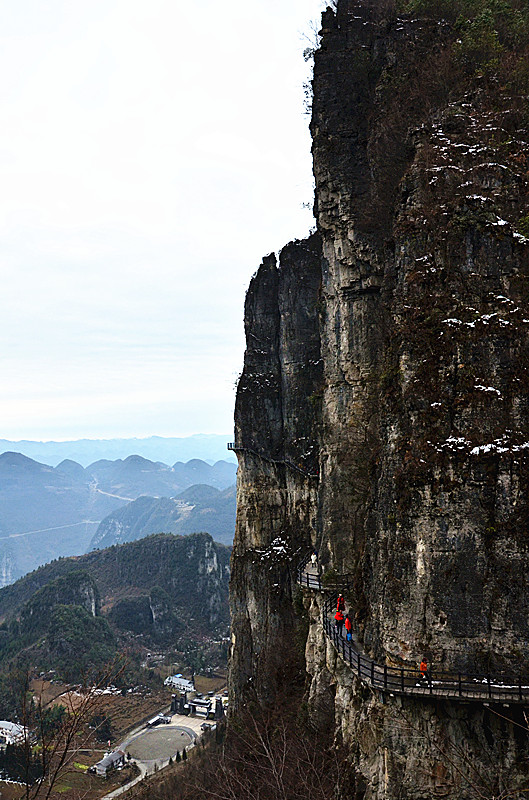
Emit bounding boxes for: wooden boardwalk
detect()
[297,559,529,705]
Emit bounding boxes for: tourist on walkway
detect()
[311,551,318,568]
[344,614,352,642]
[337,593,345,612]
[419,658,430,683]
[334,609,344,635]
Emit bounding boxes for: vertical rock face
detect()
[312,0,529,676]
[230,0,529,796]
[229,235,322,706]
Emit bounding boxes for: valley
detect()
[0,529,229,797]
[0,452,236,585]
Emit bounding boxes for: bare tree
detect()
[11,657,126,800]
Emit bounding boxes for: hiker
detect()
[419,658,430,682]
[337,593,345,612]
[344,614,352,642]
[334,609,344,636]
[311,551,318,568]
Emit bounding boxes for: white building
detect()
[94,750,125,777]
[146,714,171,727]
[0,721,27,746]
[164,675,194,692]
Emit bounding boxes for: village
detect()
[0,671,228,799]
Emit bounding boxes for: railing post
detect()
[371,661,375,685]
[429,673,433,695]
[458,672,462,696]
[384,664,387,691]
[401,668,404,693]
[487,675,491,699]
[357,652,360,677]
[519,676,523,702]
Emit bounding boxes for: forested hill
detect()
[0,532,230,713]
[90,484,236,549]
[0,532,231,627]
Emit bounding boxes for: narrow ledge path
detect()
[227,443,319,479]
[297,558,529,706]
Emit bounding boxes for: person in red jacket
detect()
[337,593,345,612]
[419,658,430,682]
[334,609,344,636]
[344,614,352,642]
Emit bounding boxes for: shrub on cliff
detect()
[399,0,529,84]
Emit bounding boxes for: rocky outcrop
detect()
[229,235,323,706]
[20,571,100,628]
[230,1,529,797]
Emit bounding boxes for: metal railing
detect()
[298,562,529,704]
[227,443,319,479]
[295,550,353,592]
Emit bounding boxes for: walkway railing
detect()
[298,560,529,704]
[295,552,353,592]
[227,443,319,480]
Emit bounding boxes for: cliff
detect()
[230,1,529,797]
[230,235,323,703]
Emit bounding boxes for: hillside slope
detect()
[89,484,236,549]
[0,532,230,626]
[0,532,230,710]
[0,452,236,586]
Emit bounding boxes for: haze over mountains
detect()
[91,484,236,549]
[0,434,236,468]
[0,451,237,587]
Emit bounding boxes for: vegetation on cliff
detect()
[0,533,230,716]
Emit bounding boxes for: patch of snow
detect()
[475,385,501,396]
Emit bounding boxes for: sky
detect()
[0,0,327,441]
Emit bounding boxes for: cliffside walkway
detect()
[227,443,318,479]
[297,557,529,705]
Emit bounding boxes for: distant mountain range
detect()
[0,434,236,467]
[90,484,236,549]
[0,452,237,586]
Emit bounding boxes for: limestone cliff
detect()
[230,235,322,703]
[230,1,529,797]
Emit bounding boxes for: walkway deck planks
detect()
[297,557,529,705]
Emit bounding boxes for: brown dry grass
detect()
[193,674,226,695]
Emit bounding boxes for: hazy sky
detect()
[0,0,326,441]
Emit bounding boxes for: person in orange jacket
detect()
[344,614,352,642]
[419,658,430,682]
[334,609,344,636]
[337,593,345,612]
